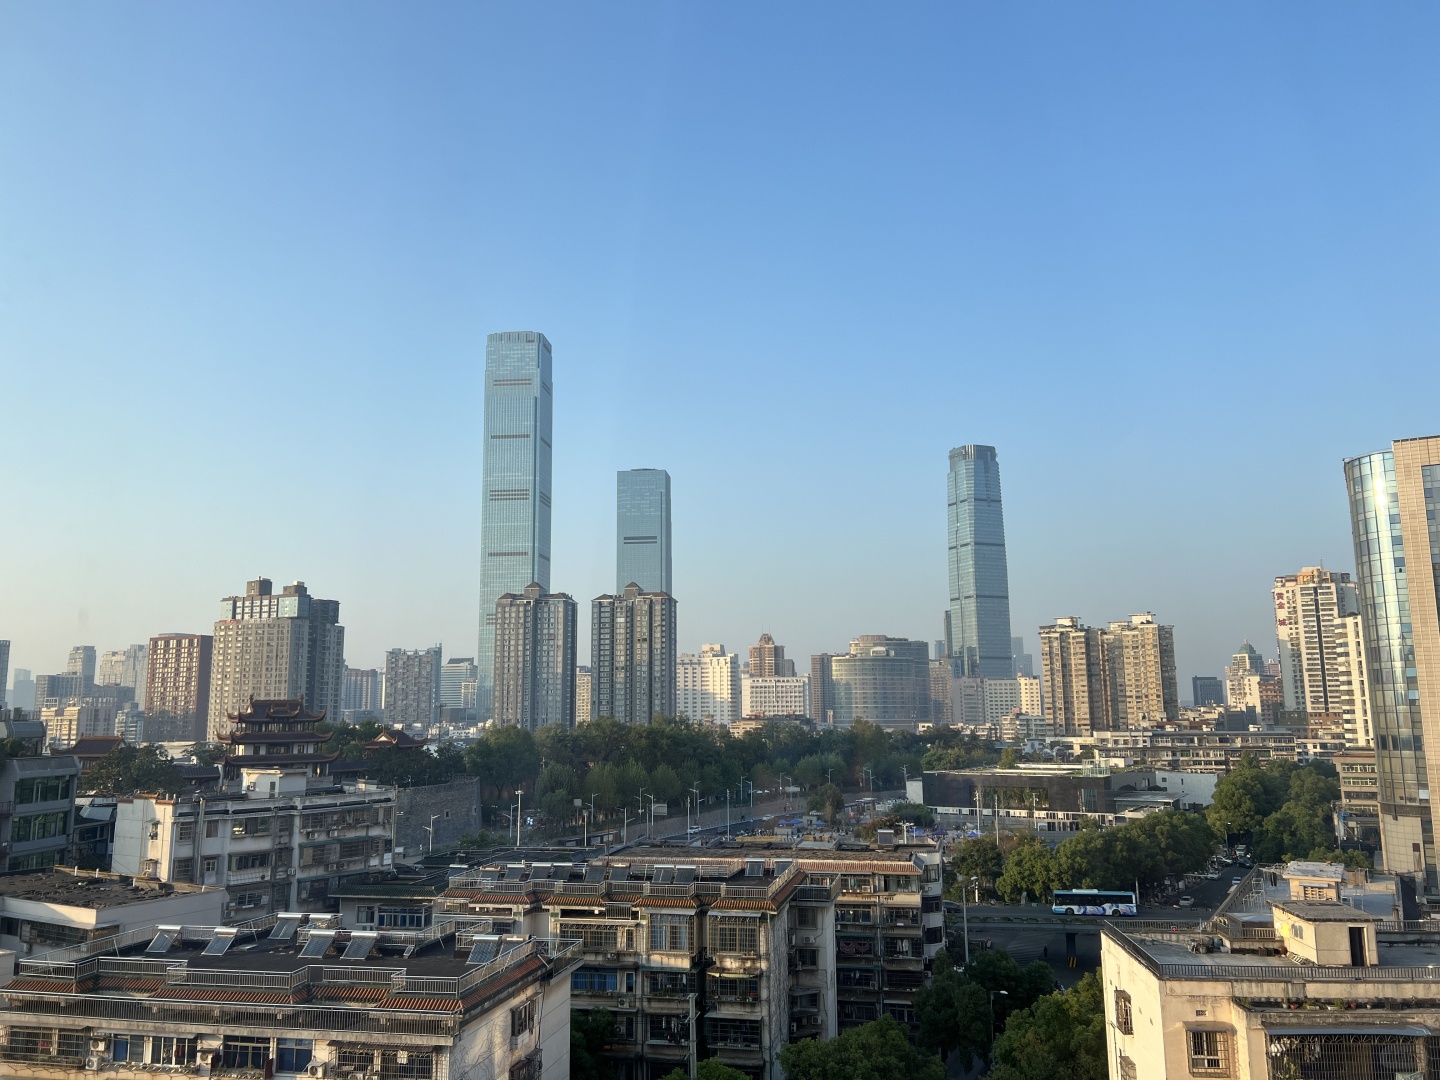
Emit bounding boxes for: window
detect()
[704,1018,760,1049]
[275,1040,312,1073]
[151,1037,198,1066]
[885,1003,917,1025]
[708,975,759,1001]
[1188,1030,1230,1076]
[648,1015,686,1044]
[355,906,377,926]
[223,1036,270,1069]
[646,972,690,995]
[838,968,875,988]
[11,811,68,842]
[232,817,272,837]
[175,822,196,843]
[796,947,819,968]
[558,923,617,950]
[649,914,690,952]
[205,820,222,838]
[571,968,618,992]
[795,907,818,929]
[229,852,271,871]
[511,1000,535,1037]
[710,918,759,955]
[14,776,72,804]
[377,906,426,928]
[111,1036,132,1063]
[1115,991,1133,1035]
[509,1051,541,1080]
[173,858,194,883]
[203,857,219,875]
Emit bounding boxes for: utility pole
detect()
[515,791,522,848]
[726,788,731,838]
[690,785,701,834]
[687,992,698,1079]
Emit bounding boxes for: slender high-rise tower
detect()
[1346,437,1440,891]
[616,468,672,595]
[947,444,1014,678]
[476,331,553,719]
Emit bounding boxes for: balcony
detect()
[225,868,272,886]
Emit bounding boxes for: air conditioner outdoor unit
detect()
[789,1024,797,1036]
[326,863,340,871]
[605,952,619,961]
[306,831,319,840]
[85,1057,105,1071]
[616,996,630,1008]
[328,829,340,837]
[306,1065,328,1078]
[789,934,796,946]
[90,1039,108,1052]
[802,935,815,945]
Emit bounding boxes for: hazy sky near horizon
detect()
[3,4,1439,694]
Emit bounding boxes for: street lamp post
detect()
[426,814,440,853]
[962,875,978,964]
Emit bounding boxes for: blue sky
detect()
[3,4,1438,694]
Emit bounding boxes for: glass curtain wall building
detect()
[476,332,553,720]
[947,445,1014,679]
[1345,437,1440,892]
[616,468,672,594]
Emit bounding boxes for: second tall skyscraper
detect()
[946,444,1014,679]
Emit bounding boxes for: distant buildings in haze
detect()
[383,646,442,729]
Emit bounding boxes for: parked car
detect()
[1204,870,1221,880]
[1178,896,1195,909]
[943,900,961,913]
[1231,876,1243,886]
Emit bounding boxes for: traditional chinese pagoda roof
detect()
[365,728,430,751]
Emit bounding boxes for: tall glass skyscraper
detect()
[1346,437,1440,891]
[476,331,553,719]
[947,444,1014,679]
[616,468,672,594]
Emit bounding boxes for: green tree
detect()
[1307,847,1373,869]
[949,838,1004,899]
[989,972,1107,1080]
[963,948,1055,1018]
[998,747,1021,769]
[188,743,226,766]
[1207,756,1267,838]
[80,745,184,796]
[914,954,992,1066]
[807,783,847,825]
[659,1061,749,1080]
[779,1015,945,1080]
[995,835,1056,902]
[569,1010,618,1080]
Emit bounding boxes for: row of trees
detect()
[949,808,1218,902]
[1205,757,1358,864]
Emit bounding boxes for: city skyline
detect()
[4,6,1436,691]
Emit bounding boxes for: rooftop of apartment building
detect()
[0,867,214,908]
[2,912,579,1028]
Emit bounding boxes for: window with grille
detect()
[511,1000,535,1037]
[649,914,690,952]
[222,1036,269,1069]
[796,907,818,928]
[1115,991,1133,1035]
[1188,1030,1229,1076]
[711,918,759,955]
[796,947,819,967]
[705,1018,760,1048]
[508,1051,542,1080]
[150,1037,197,1066]
[559,923,617,950]
[1119,1055,1137,1080]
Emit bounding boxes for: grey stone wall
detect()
[394,777,481,858]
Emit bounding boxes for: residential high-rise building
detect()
[1335,613,1373,747]
[1345,437,1440,889]
[9,669,34,714]
[66,645,96,689]
[616,468,672,595]
[145,634,214,742]
[1039,617,1109,736]
[946,444,1014,679]
[954,677,1023,727]
[207,578,345,741]
[1273,567,1363,723]
[829,635,931,730]
[33,672,84,711]
[575,665,592,725]
[929,658,954,724]
[748,633,795,678]
[742,675,809,719]
[476,331,553,722]
[341,667,382,717]
[1017,672,1042,716]
[591,583,678,724]
[1192,675,1225,707]
[0,640,7,711]
[1105,613,1179,726]
[1012,636,1034,678]
[384,646,443,728]
[1225,641,1282,724]
[493,584,577,730]
[439,657,478,708]
[677,644,741,724]
[809,653,835,725]
[98,644,149,710]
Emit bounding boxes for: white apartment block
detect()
[1335,612,1373,747]
[1016,673,1042,716]
[954,677,1022,727]
[742,675,809,719]
[677,645,741,724]
[1273,568,1364,727]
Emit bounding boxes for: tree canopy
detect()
[988,971,1107,1080]
[1207,756,1343,862]
[80,744,185,796]
[659,1061,749,1080]
[778,1015,946,1080]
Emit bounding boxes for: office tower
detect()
[616,468,672,595]
[383,646,443,728]
[1105,613,1179,725]
[0,641,7,711]
[439,657,478,709]
[34,672,85,711]
[829,635,931,730]
[97,644,149,709]
[207,578,345,741]
[1011,636,1034,678]
[748,633,795,678]
[1192,675,1225,708]
[66,646,96,690]
[947,445,1014,679]
[954,677,1023,727]
[1346,437,1440,888]
[1273,567,1361,717]
[929,658,954,723]
[9,669,35,713]
[97,650,126,687]
[476,331,554,722]
[742,674,809,719]
[809,654,835,725]
[933,639,946,661]
[341,667,382,716]
[575,666,592,725]
[145,634,214,742]
[591,583,678,724]
[1039,618,1109,736]
[677,644,741,724]
[493,583,577,729]
[1224,641,1281,724]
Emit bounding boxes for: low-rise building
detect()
[0,914,578,1080]
[0,866,224,957]
[0,718,82,872]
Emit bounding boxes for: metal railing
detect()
[23,915,279,968]
[0,997,459,1037]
